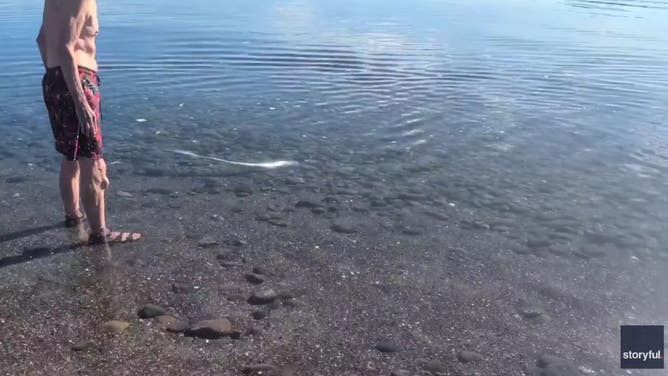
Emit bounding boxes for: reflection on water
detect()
[0,0,667,259]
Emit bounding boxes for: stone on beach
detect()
[375,342,403,353]
[418,359,448,374]
[245,273,265,285]
[331,220,358,234]
[137,304,167,319]
[100,320,130,334]
[185,319,233,339]
[198,236,219,248]
[248,289,278,305]
[457,350,484,363]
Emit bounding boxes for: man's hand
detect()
[76,102,97,136]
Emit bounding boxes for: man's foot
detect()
[65,213,86,228]
[88,229,142,245]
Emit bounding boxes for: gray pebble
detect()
[198,236,218,248]
[331,222,357,234]
[185,319,233,339]
[251,311,267,320]
[418,359,448,374]
[375,342,403,353]
[245,273,265,285]
[248,289,278,305]
[137,304,166,319]
[390,370,411,376]
[457,350,484,363]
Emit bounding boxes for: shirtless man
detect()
[37,0,140,244]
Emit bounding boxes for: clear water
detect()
[1,0,667,258]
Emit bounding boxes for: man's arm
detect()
[58,0,96,136]
[36,26,47,68]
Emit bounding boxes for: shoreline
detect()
[0,169,665,375]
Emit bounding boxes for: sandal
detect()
[88,229,142,245]
[65,214,86,228]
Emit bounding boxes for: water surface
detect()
[1,0,668,258]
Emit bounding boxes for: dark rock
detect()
[230,330,243,339]
[255,214,272,222]
[137,304,166,319]
[418,359,448,374]
[295,200,322,209]
[390,370,410,376]
[331,221,357,234]
[267,203,283,212]
[457,350,484,363]
[248,289,278,305]
[531,354,580,376]
[198,236,218,248]
[242,364,275,375]
[537,354,570,369]
[252,266,269,275]
[221,261,244,268]
[251,311,267,320]
[521,308,551,323]
[171,282,191,293]
[268,219,288,227]
[401,228,422,236]
[375,342,403,353]
[311,207,326,215]
[185,319,233,339]
[245,273,265,285]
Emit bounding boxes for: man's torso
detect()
[42,0,99,71]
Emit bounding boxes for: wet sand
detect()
[0,163,666,376]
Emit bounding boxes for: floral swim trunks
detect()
[42,66,103,160]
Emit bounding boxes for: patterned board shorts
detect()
[42,66,103,160]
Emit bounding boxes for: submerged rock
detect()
[100,320,130,334]
[418,359,448,374]
[137,304,166,319]
[457,350,484,363]
[331,221,358,234]
[185,319,233,339]
[245,273,265,285]
[198,236,218,248]
[375,342,403,353]
[248,289,278,305]
[531,354,580,376]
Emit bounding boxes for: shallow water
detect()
[1,0,668,257]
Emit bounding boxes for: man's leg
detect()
[60,158,81,218]
[79,157,108,235]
